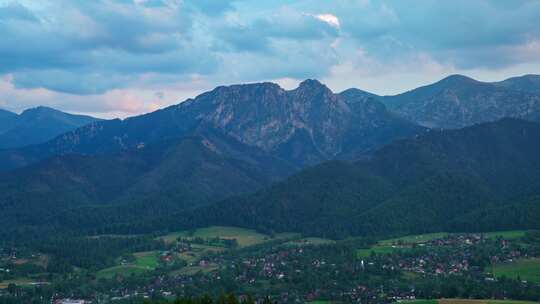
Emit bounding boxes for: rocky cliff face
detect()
[192,80,353,162]
[0,80,424,170]
[383,75,540,129]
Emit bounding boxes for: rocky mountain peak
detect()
[384,74,540,129]
[437,74,479,86]
[339,88,378,103]
[295,79,333,97]
[21,106,62,118]
[297,78,326,89]
[0,79,424,170]
[195,79,348,159]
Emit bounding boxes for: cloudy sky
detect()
[1,0,539,118]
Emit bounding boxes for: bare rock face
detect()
[194,80,351,160]
[384,75,540,129]
[179,79,422,166]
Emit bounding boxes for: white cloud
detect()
[0,74,212,118]
[314,14,340,28]
[2,0,540,118]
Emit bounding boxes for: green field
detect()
[176,243,226,264]
[96,265,149,279]
[358,230,530,259]
[484,301,540,304]
[155,227,304,275]
[159,226,298,248]
[190,226,269,247]
[96,251,160,279]
[173,263,219,276]
[0,279,49,289]
[488,258,540,283]
[400,299,539,304]
[8,254,48,268]
[133,251,160,269]
[380,233,449,246]
[439,300,540,304]
[357,245,400,258]
[286,237,335,247]
[398,300,437,304]
[483,230,528,240]
[358,232,448,258]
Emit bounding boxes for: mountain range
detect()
[0,106,99,149]
[0,80,423,171]
[2,74,540,167]
[382,74,540,129]
[1,74,540,240]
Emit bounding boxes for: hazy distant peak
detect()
[495,74,540,93]
[339,88,379,100]
[383,73,540,129]
[21,106,62,116]
[0,106,100,149]
[436,74,480,86]
[210,82,283,93]
[0,108,17,117]
[297,79,325,89]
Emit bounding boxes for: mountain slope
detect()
[0,106,100,149]
[158,118,540,238]
[383,75,540,129]
[337,89,426,160]
[0,108,18,133]
[0,81,424,170]
[494,74,540,94]
[0,129,295,238]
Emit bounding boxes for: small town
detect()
[10,231,532,304]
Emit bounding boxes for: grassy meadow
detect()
[483,231,528,240]
[357,232,449,258]
[488,258,540,283]
[400,299,540,304]
[96,251,160,279]
[358,230,530,259]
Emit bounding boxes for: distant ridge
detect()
[0,106,100,149]
[0,108,18,133]
[494,74,540,93]
[0,80,423,170]
[381,74,540,128]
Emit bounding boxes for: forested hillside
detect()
[140,118,540,238]
[0,129,295,240]
[381,75,540,128]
